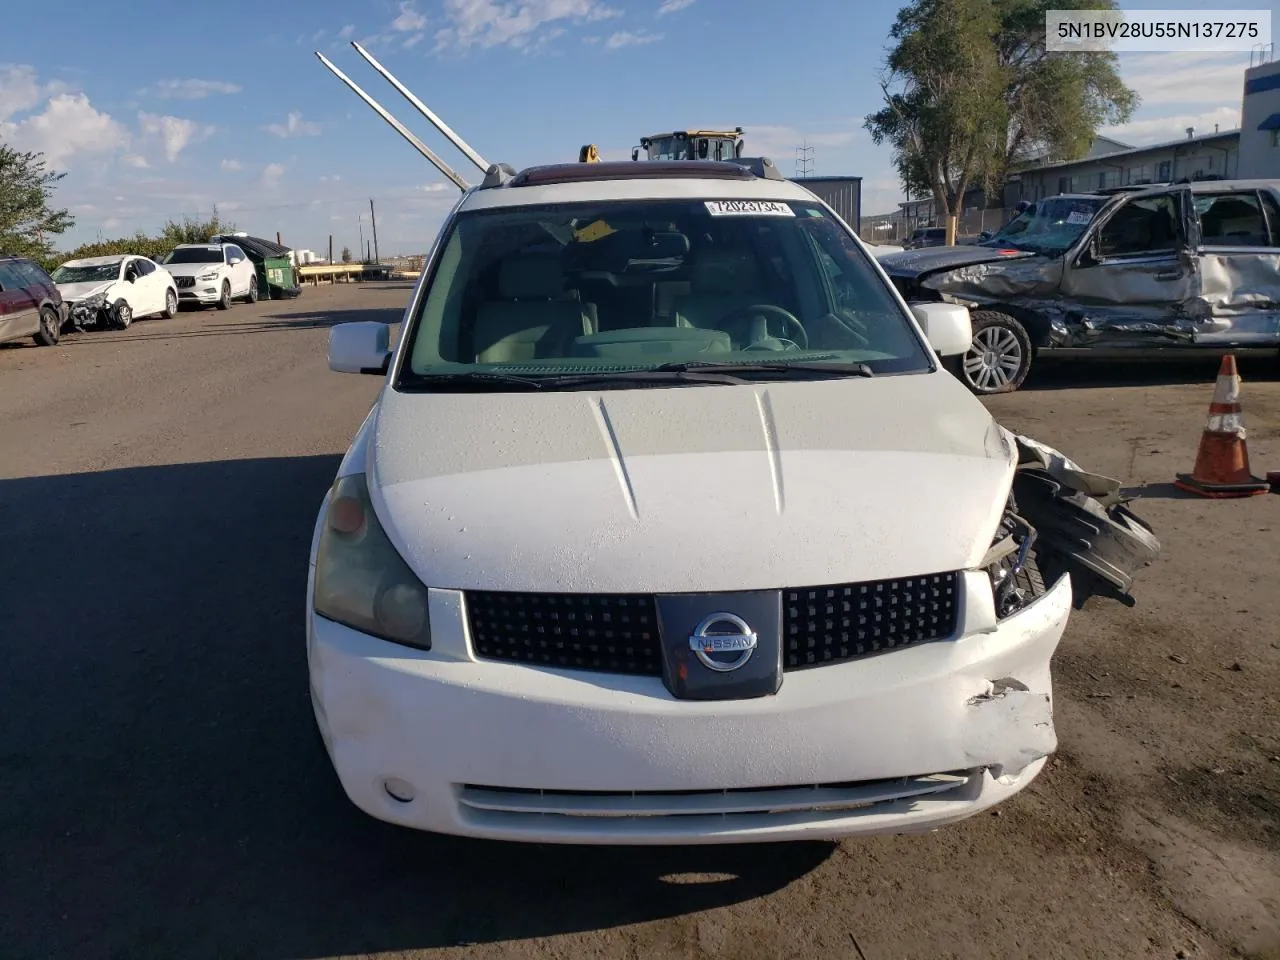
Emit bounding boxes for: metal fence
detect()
[860,207,1016,244]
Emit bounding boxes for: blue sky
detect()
[0,0,1267,257]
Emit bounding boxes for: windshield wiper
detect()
[650,359,876,378]
[398,371,552,392]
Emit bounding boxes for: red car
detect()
[0,254,67,347]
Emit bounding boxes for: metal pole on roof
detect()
[314,51,469,191]
[350,40,490,174]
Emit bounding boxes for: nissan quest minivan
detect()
[307,159,1157,845]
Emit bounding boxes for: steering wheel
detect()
[717,304,808,351]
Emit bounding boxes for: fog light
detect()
[383,777,416,803]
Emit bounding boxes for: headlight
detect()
[981,491,1045,619]
[313,473,432,649]
[78,292,107,311]
[198,271,219,281]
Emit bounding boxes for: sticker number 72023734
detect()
[704,200,796,217]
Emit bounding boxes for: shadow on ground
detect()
[1019,356,1279,392]
[0,456,831,960]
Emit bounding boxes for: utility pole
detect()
[795,140,815,178]
[369,199,380,264]
[358,216,365,263]
[328,234,333,265]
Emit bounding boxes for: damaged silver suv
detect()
[879,180,1280,394]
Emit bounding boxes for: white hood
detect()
[56,280,114,303]
[369,371,1016,594]
[163,261,222,277]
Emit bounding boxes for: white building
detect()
[1238,57,1280,179]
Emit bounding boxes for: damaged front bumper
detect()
[307,564,1072,845]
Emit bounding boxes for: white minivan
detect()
[309,159,1158,845]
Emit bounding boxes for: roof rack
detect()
[483,159,784,191]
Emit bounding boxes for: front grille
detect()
[783,573,960,670]
[466,572,962,676]
[466,591,661,676]
[174,276,195,288]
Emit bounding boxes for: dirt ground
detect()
[0,283,1276,960]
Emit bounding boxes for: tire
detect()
[244,276,259,303]
[112,300,133,330]
[960,310,1033,395]
[163,288,178,319]
[34,306,61,346]
[216,281,232,311]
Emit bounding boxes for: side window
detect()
[0,263,28,291]
[1195,193,1270,246]
[16,261,52,287]
[228,245,245,262]
[1259,192,1280,246]
[1097,194,1181,257]
[136,258,156,276]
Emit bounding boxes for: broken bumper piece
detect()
[1008,434,1161,609]
[307,569,1072,845]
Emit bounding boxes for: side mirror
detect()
[328,321,391,375]
[631,147,640,161]
[910,302,972,357]
[228,256,243,265]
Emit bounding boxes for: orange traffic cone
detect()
[1175,355,1270,498]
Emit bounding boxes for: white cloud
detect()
[221,158,244,171]
[261,163,286,187]
[657,0,695,14]
[138,112,216,163]
[1117,52,1249,106]
[338,24,356,39]
[321,174,342,182]
[739,124,859,163]
[151,79,242,100]
[604,30,662,49]
[122,153,150,169]
[434,0,620,51]
[404,32,426,49]
[418,182,449,192]
[1102,106,1240,146]
[0,64,68,121]
[0,92,130,167]
[265,111,322,137]
[392,1,427,31]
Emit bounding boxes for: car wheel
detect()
[961,311,1033,395]
[217,281,231,311]
[163,288,178,319]
[245,276,259,303]
[113,300,133,330]
[34,306,61,346]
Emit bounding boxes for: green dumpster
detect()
[262,256,298,300]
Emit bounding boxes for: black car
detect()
[0,254,66,347]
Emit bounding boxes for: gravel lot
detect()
[1,282,1277,960]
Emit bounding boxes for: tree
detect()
[991,0,1138,188]
[0,145,74,261]
[866,0,1137,245]
[865,0,1008,245]
[341,246,352,263]
[50,212,239,272]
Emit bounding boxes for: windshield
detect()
[399,198,934,390]
[981,196,1106,256]
[52,262,121,284]
[163,247,223,264]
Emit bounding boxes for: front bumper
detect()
[307,567,1072,845]
[175,279,223,303]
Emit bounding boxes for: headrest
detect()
[498,255,563,299]
[690,248,756,294]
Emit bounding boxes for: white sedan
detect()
[52,255,178,330]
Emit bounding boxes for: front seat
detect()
[672,248,766,331]
[473,255,594,363]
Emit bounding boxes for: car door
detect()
[226,245,251,295]
[1058,186,1200,344]
[0,262,38,343]
[1185,186,1280,346]
[133,257,163,315]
